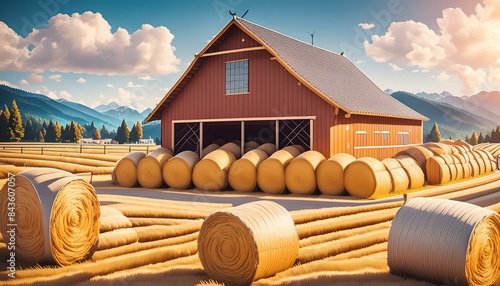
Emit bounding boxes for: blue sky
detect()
[0,0,498,111]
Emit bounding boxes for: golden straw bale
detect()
[426,155,451,185]
[198,201,299,286]
[394,146,433,174]
[388,198,500,286]
[163,151,200,189]
[243,141,259,153]
[257,148,299,194]
[0,168,100,266]
[137,148,173,188]
[96,228,138,251]
[281,145,302,157]
[285,150,326,195]
[99,206,132,233]
[114,152,146,187]
[201,143,220,158]
[422,142,453,155]
[316,153,356,195]
[344,157,392,198]
[288,144,306,153]
[476,149,495,173]
[452,139,473,151]
[464,152,481,177]
[256,143,277,156]
[192,149,236,191]
[470,151,487,175]
[381,158,409,193]
[440,154,458,181]
[393,155,425,189]
[228,149,268,192]
[219,142,241,159]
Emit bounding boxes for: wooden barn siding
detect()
[330,112,423,159]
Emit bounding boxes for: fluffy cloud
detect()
[106,83,114,88]
[0,12,180,75]
[364,0,500,94]
[49,74,62,82]
[59,90,73,100]
[389,63,402,71]
[358,23,375,30]
[20,73,43,84]
[76,77,86,83]
[126,81,143,88]
[138,75,153,81]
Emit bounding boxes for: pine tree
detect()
[93,128,101,140]
[465,134,470,144]
[70,121,83,142]
[116,119,130,144]
[8,100,24,142]
[130,121,143,143]
[0,106,10,142]
[471,131,479,145]
[55,121,62,141]
[428,122,442,142]
[45,120,57,142]
[478,132,485,144]
[485,133,491,143]
[100,125,110,139]
[492,126,500,143]
[39,130,45,142]
[135,121,143,140]
[24,119,36,141]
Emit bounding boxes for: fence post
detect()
[80,144,83,153]
[104,145,106,154]
[129,145,132,153]
[21,147,23,154]
[147,146,149,154]
[41,147,43,155]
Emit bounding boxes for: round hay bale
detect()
[388,197,500,286]
[281,145,302,157]
[220,142,241,159]
[395,155,425,189]
[285,150,326,195]
[114,152,146,187]
[256,143,277,156]
[471,151,487,175]
[426,155,451,185]
[137,148,173,188]
[440,154,458,181]
[452,139,473,151]
[163,151,200,189]
[201,143,220,158]
[257,148,299,194]
[228,149,268,192]
[198,201,299,286]
[476,149,495,173]
[244,141,259,153]
[466,152,481,177]
[395,146,433,174]
[381,158,409,193]
[192,149,236,191]
[315,153,356,195]
[451,154,467,180]
[422,142,453,155]
[0,168,100,266]
[344,157,392,198]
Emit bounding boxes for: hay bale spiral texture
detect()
[228,149,268,192]
[388,198,500,286]
[0,168,100,266]
[198,201,299,286]
[114,152,146,187]
[285,150,326,195]
[315,153,355,195]
[344,157,392,198]
[163,151,200,189]
[137,147,173,188]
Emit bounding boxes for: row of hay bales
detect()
[112,140,498,198]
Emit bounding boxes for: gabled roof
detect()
[145,17,427,123]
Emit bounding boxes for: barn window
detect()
[398,131,409,145]
[375,131,389,145]
[225,59,248,94]
[355,131,367,147]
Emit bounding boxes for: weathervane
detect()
[308,31,315,45]
[229,9,249,19]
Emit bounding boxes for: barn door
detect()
[174,122,200,154]
[278,119,311,151]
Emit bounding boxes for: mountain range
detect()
[1,84,499,142]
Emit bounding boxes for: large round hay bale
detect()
[452,139,473,151]
[0,168,100,266]
[228,149,268,192]
[285,150,326,195]
[198,201,299,286]
[440,154,458,181]
[137,148,173,188]
[452,153,471,179]
[422,142,453,155]
[256,143,277,156]
[244,141,259,153]
[381,158,409,193]
[388,198,500,286]
[281,145,302,157]
[163,151,200,189]
[394,155,425,189]
[466,152,481,177]
[192,149,236,191]
[201,143,220,158]
[344,157,392,198]
[316,153,355,195]
[220,142,241,159]
[426,155,451,185]
[114,152,146,187]
[395,146,433,175]
[476,149,495,173]
[257,148,299,194]
[471,151,487,175]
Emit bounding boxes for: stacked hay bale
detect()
[137,148,173,188]
[198,201,299,286]
[344,157,392,198]
[285,150,326,195]
[113,152,146,187]
[163,151,200,189]
[257,145,302,194]
[0,168,100,266]
[388,197,500,286]
[315,153,355,195]
[392,155,425,189]
[381,158,410,193]
[228,148,269,192]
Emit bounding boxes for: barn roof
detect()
[145,17,427,123]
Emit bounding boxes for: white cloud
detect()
[59,90,73,100]
[99,94,105,99]
[76,77,86,83]
[389,62,403,71]
[19,79,28,85]
[437,72,451,81]
[358,23,375,30]
[355,60,366,64]
[106,83,114,88]
[411,69,420,73]
[21,73,43,84]
[45,90,58,99]
[49,74,62,82]
[126,81,143,88]
[0,12,181,75]
[364,0,500,94]
[138,75,153,80]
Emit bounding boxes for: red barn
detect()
[145,17,427,160]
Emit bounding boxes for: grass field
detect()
[0,143,499,285]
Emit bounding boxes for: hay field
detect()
[0,142,499,285]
